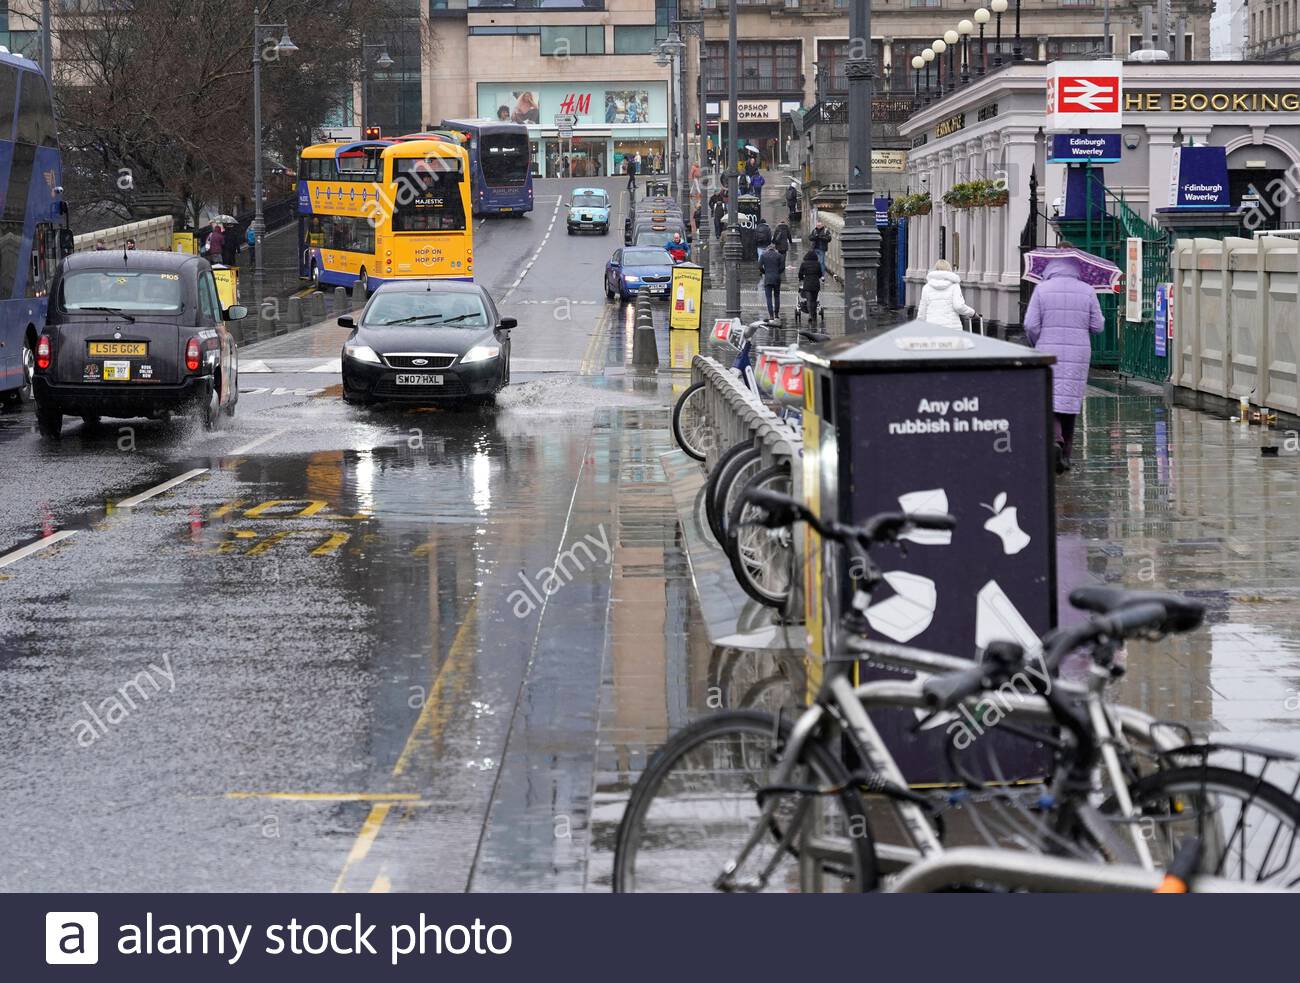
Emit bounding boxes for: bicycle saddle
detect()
[1068,587,1205,634]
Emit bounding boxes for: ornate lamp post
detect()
[1013,0,1024,61]
[841,0,882,334]
[674,18,708,276]
[943,30,959,92]
[911,55,924,98]
[723,0,741,319]
[932,39,946,96]
[958,20,973,85]
[359,34,395,133]
[992,0,1008,67]
[251,9,298,284]
[975,8,990,75]
[922,46,936,101]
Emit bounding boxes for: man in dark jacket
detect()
[785,183,799,222]
[712,196,726,239]
[754,218,772,249]
[773,220,791,267]
[809,222,832,274]
[757,242,784,319]
[798,248,822,321]
[221,226,239,267]
[625,157,637,192]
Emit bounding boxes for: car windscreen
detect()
[632,232,675,249]
[480,132,530,186]
[363,291,489,327]
[392,156,467,232]
[572,193,606,208]
[61,270,183,313]
[623,248,669,266]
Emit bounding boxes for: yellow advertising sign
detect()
[668,326,699,371]
[212,266,238,309]
[172,232,197,254]
[668,263,702,331]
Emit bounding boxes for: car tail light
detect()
[185,337,201,372]
[36,335,51,369]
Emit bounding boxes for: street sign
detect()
[1048,133,1122,164]
[1154,283,1169,358]
[553,113,578,127]
[1125,238,1143,323]
[1167,146,1230,209]
[1045,61,1123,131]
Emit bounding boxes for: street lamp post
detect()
[943,30,959,92]
[656,31,687,207]
[840,0,882,334]
[1013,0,1024,61]
[359,34,395,133]
[932,39,947,95]
[975,8,990,75]
[723,0,741,320]
[674,19,709,277]
[922,47,935,102]
[251,9,298,284]
[911,55,924,98]
[958,20,973,85]
[992,0,1008,66]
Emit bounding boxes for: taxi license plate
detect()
[500,207,513,213]
[396,373,443,386]
[103,360,131,381]
[89,341,147,357]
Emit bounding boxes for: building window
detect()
[614,25,657,54]
[655,0,677,41]
[705,40,802,95]
[816,39,889,96]
[890,39,935,92]
[1043,36,1106,61]
[468,25,541,34]
[541,25,605,55]
[908,0,940,7]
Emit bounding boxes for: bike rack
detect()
[690,353,801,477]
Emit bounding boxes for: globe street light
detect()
[992,0,1008,67]
[921,46,936,101]
[943,30,959,92]
[975,8,990,76]
[911,54,925,98]
[958,20,973,85]
[932,39,946,96]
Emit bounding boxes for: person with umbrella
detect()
[1023,256,1105,475]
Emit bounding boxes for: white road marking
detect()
[241,358,341,374]
[230,428,292,456]
[0,530,77,569]
[116,468,209,508]
[502,196,564,303]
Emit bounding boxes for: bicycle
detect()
[614,492,1300,892]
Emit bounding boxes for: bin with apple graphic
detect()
[797,317,1056,781]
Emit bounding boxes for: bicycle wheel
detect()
[672,383,711,461]
[713,449,764,547]
[726,463,794,608]
[1107,766,1300,887]
[704,442,758,546]
[613,710,877,893]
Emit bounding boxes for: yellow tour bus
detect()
[296,137,473,295]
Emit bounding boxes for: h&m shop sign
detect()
[1126,91,1300,112]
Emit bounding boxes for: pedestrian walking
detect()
[809,221,832,275]
[1023,258,1104,474]
[204,223,225,261]
[915,259,975,331]
[246,225,256,267]
[712,195,726,239]
[625,157,636,192]
[220,226,239,266]
[754,217,772,250]
[785,182,799,222]
[798,247,822,321]
[749,171,765,199]
[757,241,785,319]
[773,219,792,267]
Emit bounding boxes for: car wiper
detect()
[382,313,480,326]
[71,306,136,322]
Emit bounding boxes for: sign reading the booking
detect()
[1045,61,1123,131]
[1048,133,1122,164]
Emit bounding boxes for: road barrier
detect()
[1172,234,1300,418]
[334,286,348,314]
[632,291,659,368]
[74,215,173,252]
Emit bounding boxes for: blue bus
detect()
[0,50,67,407]
[437,119,534,217]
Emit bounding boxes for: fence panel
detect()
[1262,240,1300,414]
[1194,240,1227,397]
[1226,239,1260,402]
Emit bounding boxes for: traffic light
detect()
[363,125,382,140]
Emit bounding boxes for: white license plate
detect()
[395,373,443,386]
[103,360,130,381]
[648,284,668,294]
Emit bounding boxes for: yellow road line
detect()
[331,803,392,893]
[579,305,612,376]
[370,871,392,893]
[224,792,423,802]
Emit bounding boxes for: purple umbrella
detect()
[1023,247,1123,294]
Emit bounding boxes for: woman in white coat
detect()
[915,259,975,330]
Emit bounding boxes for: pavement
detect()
[0,173,1298,892]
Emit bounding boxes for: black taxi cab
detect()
[32,250,245,438]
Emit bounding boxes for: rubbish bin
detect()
[739,224,758,263]
[799,318,1056,781]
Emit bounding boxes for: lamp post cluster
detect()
[909,0,1025,105]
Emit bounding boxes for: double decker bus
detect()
[297,138,473,293]
[436,119,533,217]
[0,49,68,407]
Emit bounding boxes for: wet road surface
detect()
[2,177,1299,891]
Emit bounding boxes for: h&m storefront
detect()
[477,82,668,178]
[899,62,1300,329]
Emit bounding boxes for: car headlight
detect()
[623,273,639,283]
[343,344,381,364]
[460,345,500,365]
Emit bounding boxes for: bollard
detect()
[632,291,659,369]
[286,295,304,335]
[309,290,327,323]
[334,286,348,314]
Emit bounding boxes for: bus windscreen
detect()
[392,157,467,232]
[480,133,530,187]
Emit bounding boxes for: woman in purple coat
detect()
[1023,258,1104,474]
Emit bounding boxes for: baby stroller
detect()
[795,284,824,325]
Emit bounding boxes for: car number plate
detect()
[500,207,513,213]
[89,341,147,357]
[102,360,131,381]
[396,373,443,386]
[649,284,669,294]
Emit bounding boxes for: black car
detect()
[339,280,516,406]
[33,250,245,438]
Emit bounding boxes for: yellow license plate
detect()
[102,360,130,381]
[89,342,147,357]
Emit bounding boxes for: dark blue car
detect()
[604,246,674,302]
